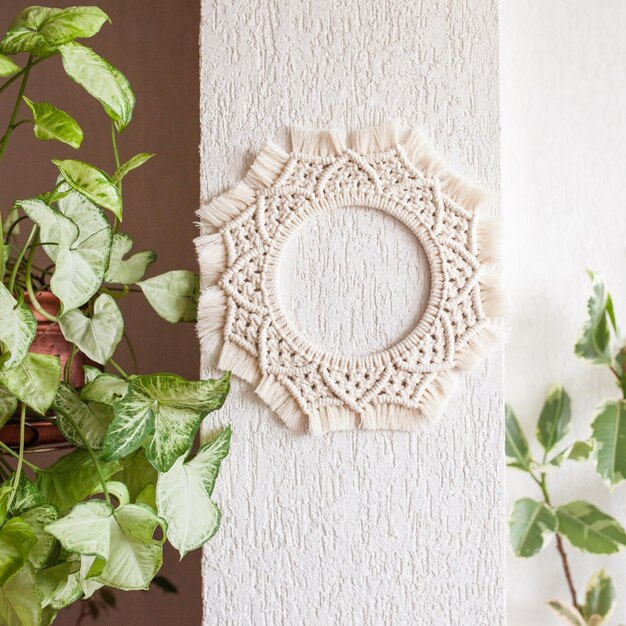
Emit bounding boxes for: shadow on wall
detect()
[0,1,202,625]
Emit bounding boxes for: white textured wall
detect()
[502,2,626,624]
[199,2,503,624]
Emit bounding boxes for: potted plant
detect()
[0,6,231,624]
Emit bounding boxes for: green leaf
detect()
[582,570,615,623]
[80,372,128,406]
[20,505,57,569]
[0,387,17,429]
[536,385,571,454]
[0,6,109,56]
[1,474,44,516]
[591,399,626,486]
[0,353,61,415]
[53,159,122,219]
[59,42,133,131]
[105,233,155,285]
[37,561,76,608]
[548,601,586,626]
[22,97,83,149]
[0,55,20,77]
[0,518,37,586]
[508,498,557,557]
[58,294,123,365]
[138,270,199,323]
[0,283,36,369]
[102,373,230,472]
[36,449,121,513]
[112,153,154,184]
[575,272,614,365]
[157,426,231,556]
[556,501,626,554]
[45,498,165,590]
[0,563,41,626]
[83,365,101,384]
[569,440,593,462]
[112,450,157,503]
[505,404,530,471]
[49,568,82,610]
[52,383,113,449]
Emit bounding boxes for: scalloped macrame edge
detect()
[196,120,507,434]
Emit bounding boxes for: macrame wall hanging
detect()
[195,120,506,434]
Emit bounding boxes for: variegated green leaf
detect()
[138,270,199,323]
[105,233,155,285]
[505,404,530,470]
[548,601,586,626]
[0,517,37,585]
[0,55,20,77]
[0,387,17,429]
[509,498,557,557]
[537,385,571,454]
[591,399,626,486]
[1,474,43,517]
[112,450,157,503]
[112,153,154,184]
[80,372,128,406]
[582,569,615,623]
[22,97,83,149]
[0,282,36,369]
[20,505,58,569]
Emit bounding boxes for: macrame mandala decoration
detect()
[195,120,506,434]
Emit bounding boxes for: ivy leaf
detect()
[21,505,58,569]
[59,42,133,131]
[22,97,83,149]
[53,159,122,220]
[58,294,123,365]
[36,449,121,513]
[505,404,530,471]
[0,563,41,626]
[112,450,157,503]
[556,501,626,554]
[0,55,20,77]
[581,570,615,623]
[112,153,154,184]
[156,426,231,556]
[105,233,155,285]
[0,282,36,370]
[0,518,38,585]
[591,399,626,487]
[80,372,128,406]
[508,498,557,557]
[536,385,571,454]
[52,383,113,449]
[102,372,230,472]
[0,387,17,429]
[0,353,61,415]
[575,272,615,365]
[548,601,586,626]
[138,270,199,323]
[45,495,165,590]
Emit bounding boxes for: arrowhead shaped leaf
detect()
[102,372,230,472]
[582,570,615,622]
[20,505,58,569]
[0,563,41,626]
[0,518,37,585]
[105,233,155,285]
[138,270,199,323]
[0,283,36,369]
[112,153,154,184]
[80,372,128,406]
[157,426,231,556]
[0,387,17,429]
[0,353,61,415]
[591,399,626,486]
[0,55,20,77]
[509,498,557,557]
[537,385,571,454]
[58,294,123,365]
[556,501,626,554]
[23,97,83,148]
[505,404,530,470]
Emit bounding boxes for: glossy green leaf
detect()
[591,399,626,486]
[112,153,154,184]
[80,372,128,406]
[582,569,615,623]
[556,501,626,554]
[102,372,230,472]
[547,601,586,626]
[36,449,121,513]
[575,272,614,364]
[536,385,571,454]
[112,450,157,503]
[509,498,557,557]
[0,282,36,369]
[22,97,83,148]
[58,294,123,365]
[105,233,155,285]
[60,42,133,131]
[0,387,17,429]
[0,6,109,55]
[138,270,199,323]
[505,404,530,470]
[52,383,113,449]
[0,563,41,626]
[53,159,121,219]
[0,518,37,585]
[157,426,231,556]
[20,505,57,569]
[0,353,61,415]
[0,55,20,77]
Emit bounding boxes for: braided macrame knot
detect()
[195,120,507,434]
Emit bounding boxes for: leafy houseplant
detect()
[0,6,231,625]
[507,272,626,625]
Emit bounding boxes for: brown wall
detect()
[1,2,202,624]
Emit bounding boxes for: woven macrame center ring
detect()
[195,121,507,434]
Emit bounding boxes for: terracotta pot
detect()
[0,292,95,451]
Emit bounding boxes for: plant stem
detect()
[25,232,57,322]
[64,344,78,382]
[8,224,37,293]
[0,441,40,471]
[0,57,45,96]
[110,121,121,233]
[108,358,128,379]
[6,403,26,512]
[123,330,138,373]
[100,284,129,299]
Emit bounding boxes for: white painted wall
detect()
[199,1,503,624]
[502,2,626,624]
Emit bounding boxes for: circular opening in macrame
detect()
[276,206,431,357]
[196,121,507,435]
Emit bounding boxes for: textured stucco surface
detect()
[199,1,503,624]
[502,2,626,625]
